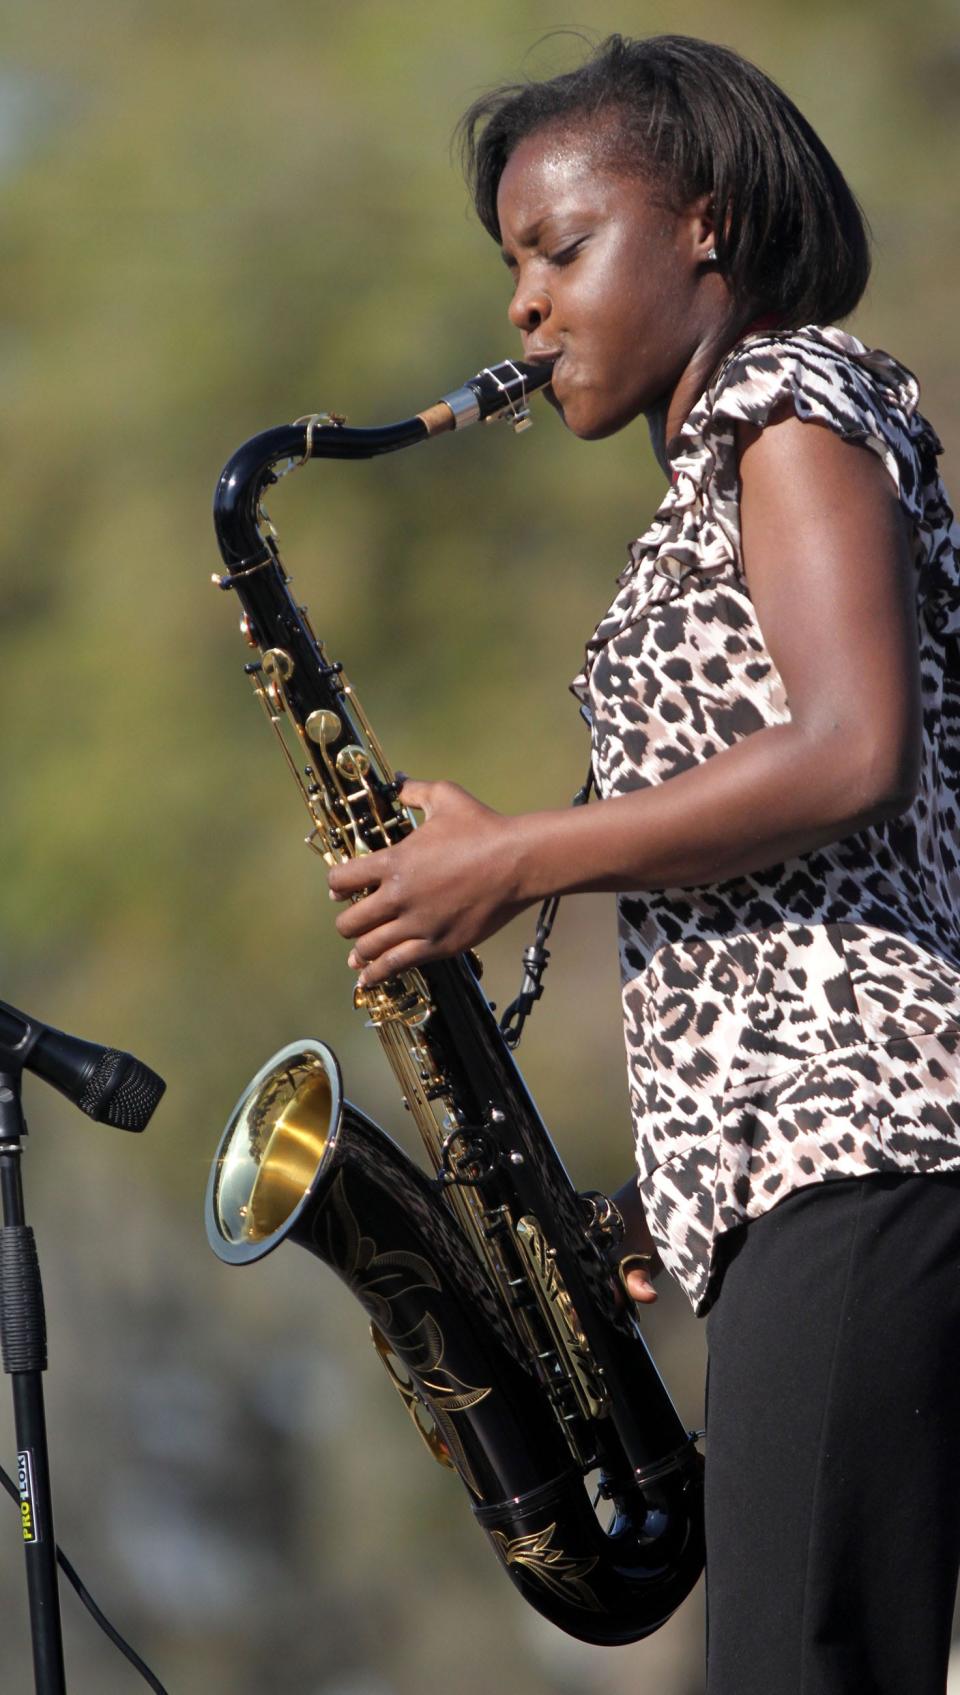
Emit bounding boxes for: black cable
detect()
[0,1458,170,1694]
[499,765,595,1049]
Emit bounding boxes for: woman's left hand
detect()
[327,778,532,987]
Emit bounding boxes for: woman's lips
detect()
[524,349,565,408]
[544,353,565,397]
[528,350,563,383]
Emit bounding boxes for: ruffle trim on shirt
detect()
[705,325,940,522]
[703,326,960,636]
[568,399,738,702]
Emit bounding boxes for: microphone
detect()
[0,998,166,1132]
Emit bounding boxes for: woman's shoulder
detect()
[711,325,923,433]
[694,325,944,524]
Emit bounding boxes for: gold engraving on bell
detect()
[306,709,342,746]
[261,648,294,681]
[370,1321,488,1498]
[489,1523,601,1610]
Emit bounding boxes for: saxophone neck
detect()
[212,358,555,570]
[212,416,427,570]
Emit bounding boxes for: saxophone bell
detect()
[206,1036,705,1647]
[207,1039,341,1264]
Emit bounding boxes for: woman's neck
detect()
[648,312,777,474]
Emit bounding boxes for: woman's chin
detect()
[551,381,639,441]
[562,407,635,442]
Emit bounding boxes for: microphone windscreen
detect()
[78,1050,166,1132]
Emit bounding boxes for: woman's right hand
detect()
[611,1177,660,1305]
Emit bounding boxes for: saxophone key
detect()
[305,709,342,747]
[261,647,294,681]
[336,745,371,781]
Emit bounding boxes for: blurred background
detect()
[0,0,958,1690]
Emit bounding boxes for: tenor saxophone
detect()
[204,358,704,1645]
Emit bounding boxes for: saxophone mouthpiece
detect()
[418,357,556,438]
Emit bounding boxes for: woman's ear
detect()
[690,194,719,265]
[675,193,718,267]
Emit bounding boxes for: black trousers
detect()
[704,1172,960,1695]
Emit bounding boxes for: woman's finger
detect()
[328,855,384,902]
[334,883,400,939]
[619,1252,659,1305]
[397,777,434,816]
[355,936,434,988]
[345,916,421,969]
[623,1268,658,1304]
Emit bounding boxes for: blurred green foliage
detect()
[0,2,957,1690]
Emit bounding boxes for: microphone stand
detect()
[0,1067,67,1695]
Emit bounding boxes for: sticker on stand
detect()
[18,1450,38,1543]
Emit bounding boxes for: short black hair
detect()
[458,34,870,329]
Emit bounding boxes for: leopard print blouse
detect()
[571,325,960,1314]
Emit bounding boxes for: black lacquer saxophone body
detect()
[205,359,704,1645]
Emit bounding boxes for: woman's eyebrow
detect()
[499,214,550,262]
[500,202,597,263]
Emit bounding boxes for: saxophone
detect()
[204,358,704,1645]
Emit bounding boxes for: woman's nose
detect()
[507,285,551,332]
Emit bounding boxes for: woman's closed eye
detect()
[547,238,587,267]
[501,236,587,299]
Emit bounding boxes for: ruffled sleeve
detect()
[709,326,938,523]
[572,325,960,704]
[693,326,960,635]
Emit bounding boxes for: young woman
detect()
[328,35,960,1693]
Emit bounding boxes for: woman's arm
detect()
[329,415,921,984]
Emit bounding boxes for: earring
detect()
[706,246,718,262]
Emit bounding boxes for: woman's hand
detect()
[611,1176,661,1305]
[327,778,533,987]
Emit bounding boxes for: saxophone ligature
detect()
[204,357,704,1645]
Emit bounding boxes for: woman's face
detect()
[496,123,721,441]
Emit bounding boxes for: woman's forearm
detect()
[509,715,914,902]
[329,708,915,987]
